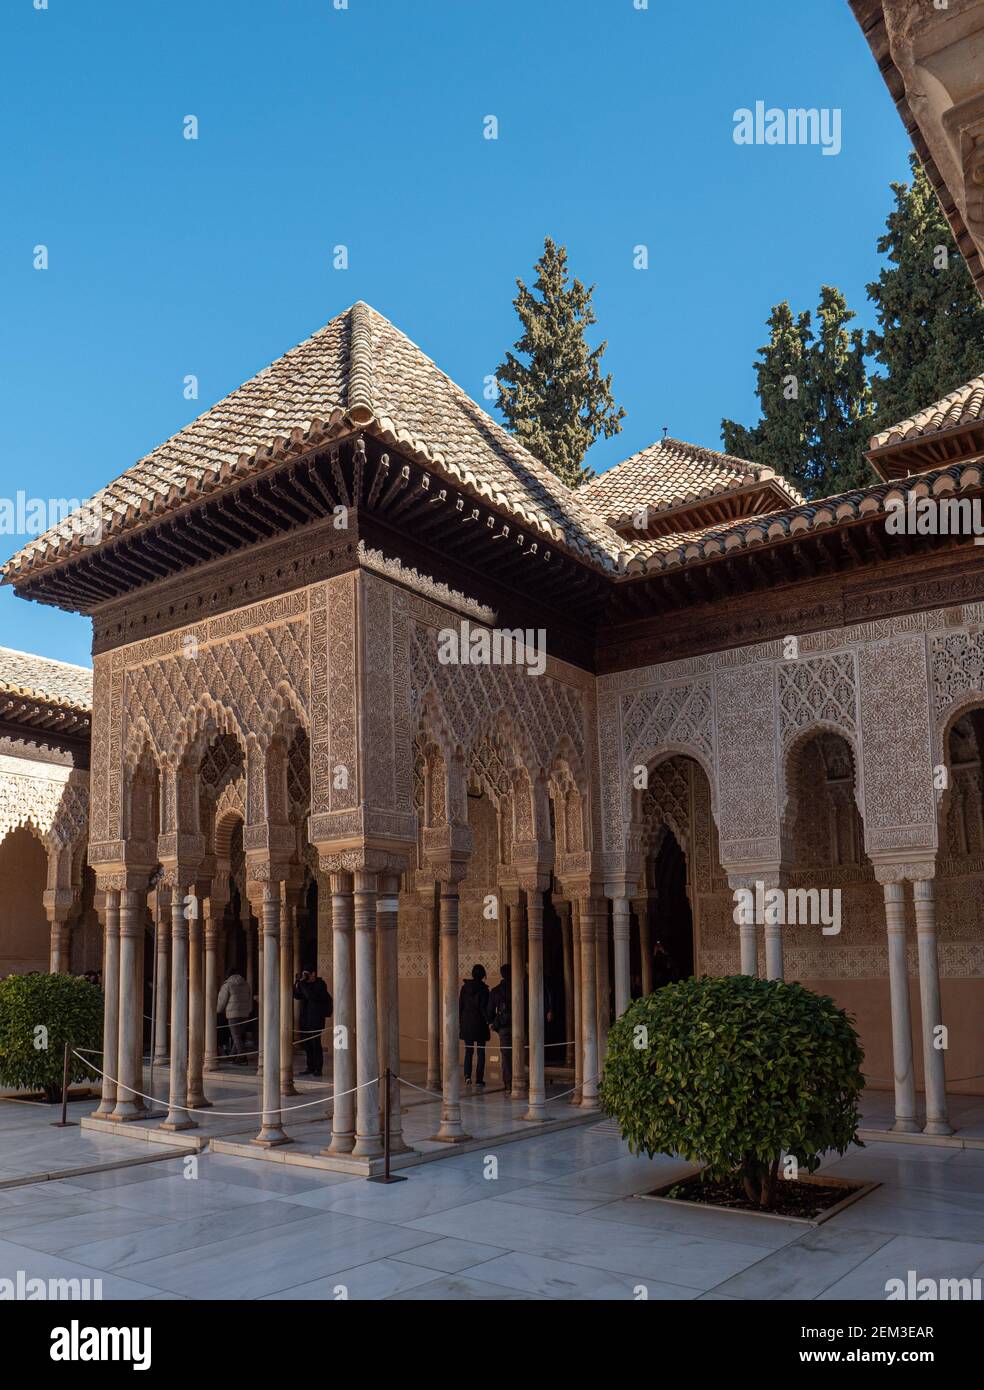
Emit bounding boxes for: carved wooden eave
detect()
[867,413,984,481]
[606,477,803,539]
[0,693,90,740]
[850,0,984,301]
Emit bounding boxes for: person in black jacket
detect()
[293,971,333,1077]
[486,963,512,1092]
[458,963,490,1088]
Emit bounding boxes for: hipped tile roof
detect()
[3,303,623,583]
[577,436,803,524]
[0,646,92,713]
[869,374,984,452]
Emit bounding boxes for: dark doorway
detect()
[542,890,567,1068]
[649,831,693,982]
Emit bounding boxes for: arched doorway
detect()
[648,829,693,983]
[0,824,49,974]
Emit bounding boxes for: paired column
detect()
[881,877,918,1133]
[92,891,121,1119]
[912,876,951,1136]
[163,874,196,1131]
[612,895,631,1018]
[764,916,784,982]
[559,900,575,1068]
[595,905,611,1067]
[111,887,147,1122]
[324,873,356,1154]
[524,888,546,1122]
[252,880,289,1146]
[571,901,583,1102]
[435,877,469,1141]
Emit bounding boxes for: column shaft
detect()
[280,898,297,1097]
[435,880,469,1141]
[204,919,219,1071]
[163,885,195,1131]
[883,881,918,1133]
[525,890,547,1121]
[154,909,170,1063]
[578,899,599,1109]
[112,889,146,1121]
[377,875,406,1151]
[187,910,208,1108]
[352,871,382,1158]
[509,901,527,1100]
[324,874,356,1154]
[92,892,121,1119]
[612,896,631,1018]
[913,878,951,1136]
[572,902,583,1103]
[425,889,441,1091]
[253,884,288,1145]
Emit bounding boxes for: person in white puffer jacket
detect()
[216,972,252,1063]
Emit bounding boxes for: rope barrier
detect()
[72,1050,376,1119]
[400,1033,575,1051]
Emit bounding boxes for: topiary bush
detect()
[599,974,864,1208]
[0,973,103,1102]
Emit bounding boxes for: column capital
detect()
[870,855,937,885]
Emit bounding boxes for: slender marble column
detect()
[112,889,146,1121]
[883,880,918,1133]
[257,931,264,1074]
[740,919,758,976]
[280,895,298,1097]
[596,906,611,1067]
[578,898,599,1109]
[163,882,196,1130]
[572,901,583,1103]
[525,889,547,1121]
[559,901,574,1067]
[639,899,653,996]
[764,918,784,981]
[92,892,121,1119]
[509,900,527,1100]
[425,886,441,1091]
[187,905,208,1108]
[913,878,952,1136]
[352,870,382,1157]
[48,918,71,973]
[377,874,406,1151]
[324,873,355,1154]
[203,916,220,1072]
[154,903,170,1063]
[245,912,255,993]
[253,882,289,1145]
[612,896,631,1018]
[435,878,469,1141]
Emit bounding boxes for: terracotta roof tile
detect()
[578,436,803,525]
[869,374,984,451]
[3,303,623,582]
[0,646,92,712]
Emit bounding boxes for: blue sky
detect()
[0,0,912,668]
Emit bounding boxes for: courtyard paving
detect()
[3,1084,984,1300]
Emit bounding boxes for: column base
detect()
[322,1133,355,1156]
[923,1120,953,1136]
[352,1135,384,1158]
[892,1117,921,1134]
[91,1104,116,1121]
[109,1104,146,1123]
[161,1117,198,1132]
[430,1130,472,1144]
[251,1123,290,1145]
[187,1094,212,1109]
[523,1105,547,1122]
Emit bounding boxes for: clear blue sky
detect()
[0,0,912,668]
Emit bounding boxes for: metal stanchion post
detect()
[367,1069,407,1184]
[51,1040,78,1127]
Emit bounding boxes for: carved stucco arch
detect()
[628,742,719,848]
[171,695,244,771]
[779,720,865,850]
[935,691,984,841]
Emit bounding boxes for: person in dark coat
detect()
[486,963,512,1092]
[293,971,333,1077]
[458,963,490,1087]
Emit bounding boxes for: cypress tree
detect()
[866,153,984,428]
[721,302,814,493]
[496,238,625,487]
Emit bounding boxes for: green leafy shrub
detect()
[0,973,103,1102]
[599,974,864,1208]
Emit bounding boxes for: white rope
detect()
[72,1050,376,1119]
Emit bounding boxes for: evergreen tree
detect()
[809,286,874,494]
[721,290,875,499]
[867,153,984,428]
[721,302,813,493]
[496,238,625,487]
